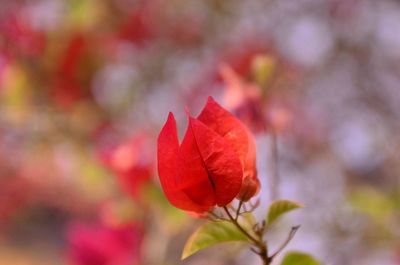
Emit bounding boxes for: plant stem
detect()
[235,200,244,220]
[223,206,271,265]
[269,226,300,259]
[270,129,279,200]
[223,206,259,245]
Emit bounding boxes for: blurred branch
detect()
[270,129,280,200]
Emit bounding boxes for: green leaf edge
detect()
[280,251,322,265]
[181,220,250,260]
[267,199,304,226]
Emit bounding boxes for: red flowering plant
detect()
[157,97,320,264]
[66,221,143,265]
[220,52,320,202]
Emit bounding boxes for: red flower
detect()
[157,97,259,213]
[99,133,154,199]
[51,34,91,109]
[0,14,45,58]
[66,222,143,265]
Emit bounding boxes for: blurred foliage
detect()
[280,252,322,265]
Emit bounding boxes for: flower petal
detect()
[176,119,216,208]
[243,129,257,181]
[238,129,259,201]
[189,117,243,206]
[197,97,259,201]
[197,96,249,166]
[157,113,209,212]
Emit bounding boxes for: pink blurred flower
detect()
[218,40,268,79]
[222,70,320,143]
[117,0,205,47]
[99,132,154,199]
[220,58,310,138]
[66,222,143,265]
[0,51,12,91]
[220,63,267,133]
[0,13,45,57]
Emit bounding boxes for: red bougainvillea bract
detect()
[157,96,259,213]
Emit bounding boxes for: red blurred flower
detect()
[0,176,32,225]
[66,222,143,265]
[221,63,296,136]
[52,34,91,109]
[157,96,259,213]
[119,6,153,45]
[219,40,268,79]
[100,133,154,199]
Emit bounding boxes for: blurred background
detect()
[0,0,399,264]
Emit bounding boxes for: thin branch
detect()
[235,200,244,221]
[223,206,272,265]
[249,198,260,210]
[250,247,261,255]
[270,128,280,200]
[236,210,255,215]
[223,206,259,245]
[270,225,300,259]
[208,211,229,221]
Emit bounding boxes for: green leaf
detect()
[240,212,257,228]
[280,251,322,265]
[267,200,304,225]
[181,221,250,260]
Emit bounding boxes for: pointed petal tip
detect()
[205,96,225,111]
[158,112,177,142]
[167,112,175,120]
[207,96,216,103]
[163,112,177,129]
